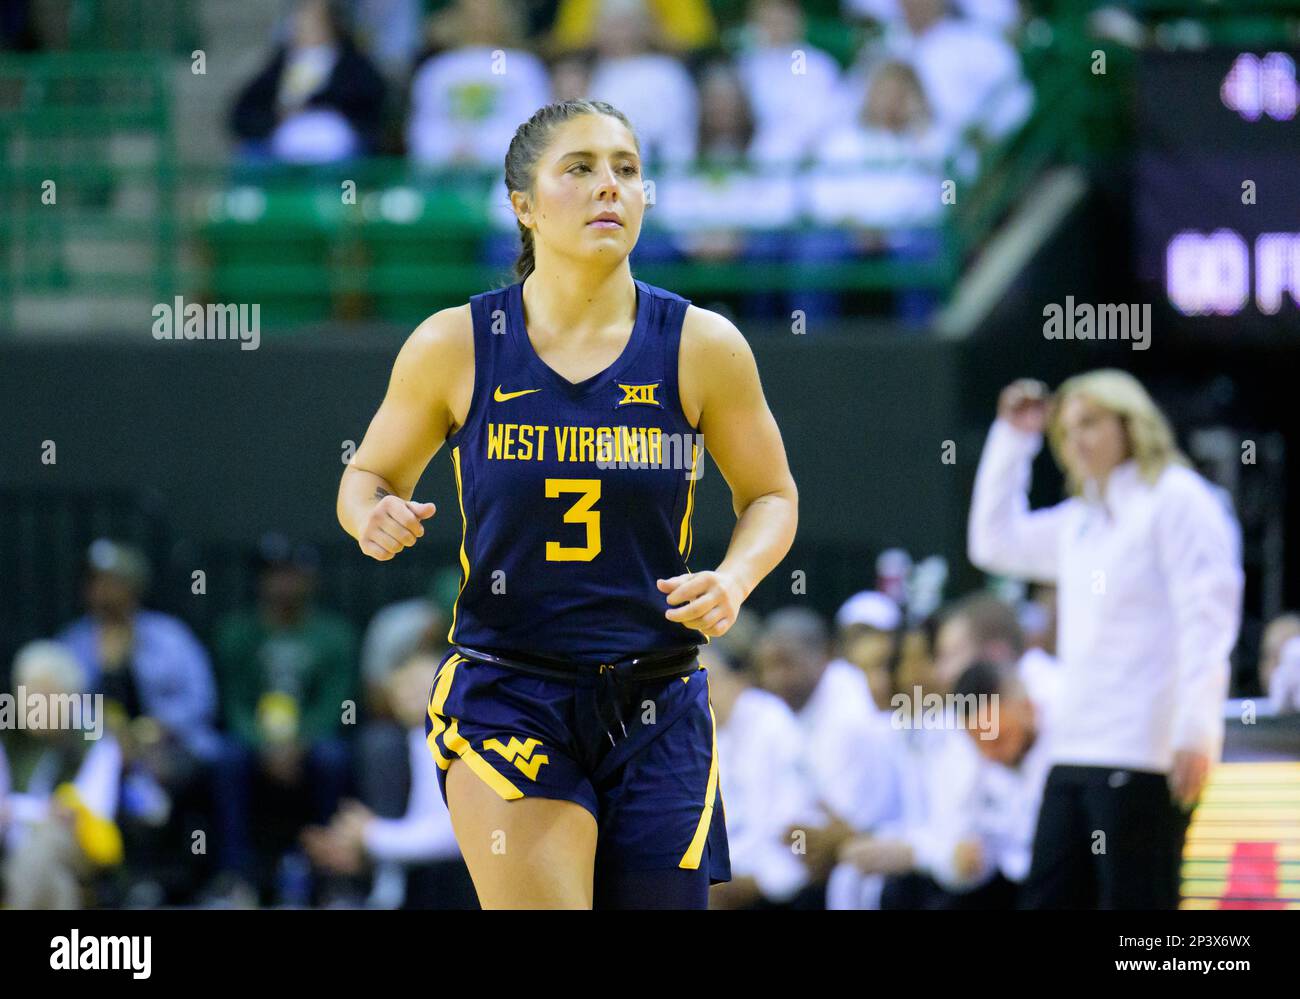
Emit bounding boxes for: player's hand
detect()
[657,570,744,638]
[359,495,436,561]
[1169,749,1210,810]
[997,378,1050,435]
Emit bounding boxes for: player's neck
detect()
[521,259,637,341]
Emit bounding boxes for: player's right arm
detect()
[337,305,474,561]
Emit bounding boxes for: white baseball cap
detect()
[834,590,901,632]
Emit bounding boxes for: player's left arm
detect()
[658,307,798,638]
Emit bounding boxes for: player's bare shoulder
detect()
[391,303,475,432]
[405,303,474,377]
[679,304,760,428]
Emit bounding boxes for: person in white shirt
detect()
[737,0,844,167]
[968,370,1244,909]
[834,594,1021,909]
[951,659,1057,907]
[855,0,1031,143]
[706,646,821,909]
[752,607,895,902]
[585,0,700,170]
[406,0,551,169]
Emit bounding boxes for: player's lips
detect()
[587,212,623,229]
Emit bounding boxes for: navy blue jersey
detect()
[443,278,707,663]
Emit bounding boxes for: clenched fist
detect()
[359,494,436,561]
[658,570,744,638]
[997,378,1050,435]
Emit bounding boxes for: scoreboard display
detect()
[1136,50,1300,335]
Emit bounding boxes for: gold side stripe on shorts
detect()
[429,653,464,715]
[678,701,720,870]
[447,445,471,644]
[442,718,524,801]
[425,706,451,771]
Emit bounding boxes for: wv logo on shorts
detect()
[483,737,550,780]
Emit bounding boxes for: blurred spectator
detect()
[833,589,902,711]
[585,0,700,169]
[351,0,424,84]
[354,578,451,906]
[229,0,387,164]
[1268,635,1300,715]
[797,60,951,325]
[208,534,358,902]
[58,538,221,902]
[705,605,763,674]
[845,0,1022,34]
[881,0,1032,142]
[707,641,820,909]
[650,61,799,316]
[738,0,843,167]
[933,590,1056,684]
[952,658,1054,907]
[695,59,756,167]
[550,53,592,101]
[1259,612,1300,702]
[549,0,717,54]
[2,641,123,909]
[407,0,551,169]
[832,610,988,908]
[754,607,895,904]
[303,653,476,908]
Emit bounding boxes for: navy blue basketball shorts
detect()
[424,646,731,890]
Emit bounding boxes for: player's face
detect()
[529,114,645,266]
[1057,393,1130,485]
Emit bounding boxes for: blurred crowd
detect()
[223,0,1035,322]
[2,533,1292,909]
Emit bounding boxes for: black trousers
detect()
[1020,764,1193,910]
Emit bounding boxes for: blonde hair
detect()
[1047,369,1188,495]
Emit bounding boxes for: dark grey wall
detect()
[0,326,971,633]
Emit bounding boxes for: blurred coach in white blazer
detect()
[968,369,1243,909]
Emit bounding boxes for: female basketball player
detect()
[336,101,798,909]
[968,370,1242,909]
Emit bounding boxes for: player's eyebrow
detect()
[557,148,640,163]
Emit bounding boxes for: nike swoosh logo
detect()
[494,386,542,402]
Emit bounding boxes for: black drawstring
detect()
[596,663,631,748]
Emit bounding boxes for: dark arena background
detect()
[0,0,1298,962]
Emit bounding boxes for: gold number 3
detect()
[544,478,602,561]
